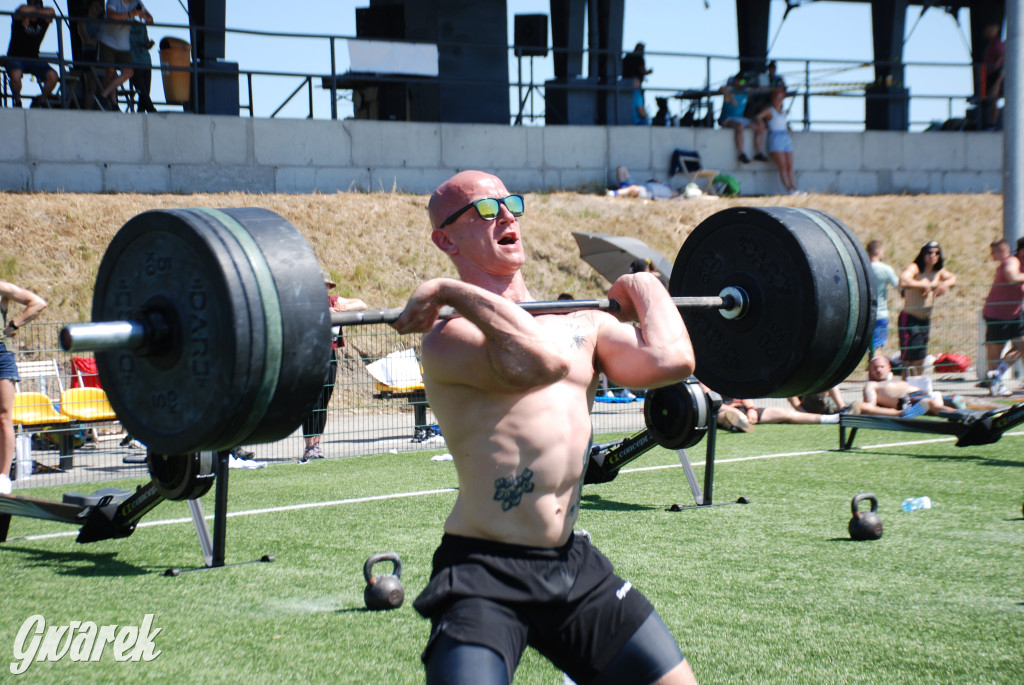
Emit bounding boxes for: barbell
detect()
[59,206,875,456]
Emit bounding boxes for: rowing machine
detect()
[838,401,1024,450]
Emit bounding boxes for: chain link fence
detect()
[6,285,1014,492]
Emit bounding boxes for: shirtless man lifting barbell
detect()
[390,170,699,685]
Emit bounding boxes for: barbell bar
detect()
[55,206,874,456]
[61,290,745,351]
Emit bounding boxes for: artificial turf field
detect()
[1,423,1022,684]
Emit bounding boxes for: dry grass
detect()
[0,190,1003,325]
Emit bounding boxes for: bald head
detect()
[428,171,508,231]
[868,354,892,382]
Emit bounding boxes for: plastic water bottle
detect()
[901,496,932,512]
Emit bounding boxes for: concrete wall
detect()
[0,108,1005,195]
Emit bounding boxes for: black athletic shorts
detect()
[984,316,1024,345]
[898,311,931,363]
[896,390,929,411]
[413,532,657,683]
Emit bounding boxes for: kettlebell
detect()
[848,493,883,540]
[363,552,405,610]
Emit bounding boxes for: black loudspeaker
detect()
[356,4,405,40]
[515,14,548,57]
[193,60,239,116]
[545,77,597,125]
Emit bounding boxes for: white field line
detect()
[12,431,1022,542]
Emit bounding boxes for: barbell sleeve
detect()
[60,321,147,353]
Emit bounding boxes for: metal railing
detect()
[0,11,988,132]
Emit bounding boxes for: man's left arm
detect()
[935,268,957,296]
[1005,257,1024,284]
[596,272,695,389]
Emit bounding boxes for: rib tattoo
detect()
[494,468,536,511]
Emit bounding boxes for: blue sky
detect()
[14,1,982,129]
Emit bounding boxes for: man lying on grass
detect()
[391,170,699,684]
[860,355,993,418]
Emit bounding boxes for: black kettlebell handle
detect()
[364,552,402,582]
[851,492,878,516]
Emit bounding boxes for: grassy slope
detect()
[0,191,1003,323]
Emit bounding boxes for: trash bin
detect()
[159,36,191,105]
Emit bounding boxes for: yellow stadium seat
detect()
[59,387,118,422]
[12,392,72,428]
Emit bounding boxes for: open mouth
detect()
[498,235,518,246]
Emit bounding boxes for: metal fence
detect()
[0,12,984,132]
[9,283,1019,493]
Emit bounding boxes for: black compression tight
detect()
[424,613,683,685]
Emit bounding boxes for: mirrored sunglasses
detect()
[439,195,525,228]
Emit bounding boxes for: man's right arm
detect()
[15,4,54,22]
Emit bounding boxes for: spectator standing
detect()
[67,0,88,61]
[630,77,651,125]
[749,59,786,118]
[75,0,104,109]
[719,73,766,164]
[897,241,957,376]
[981,238,1024,397]
[622,43,652,126]
[867,239,899,359]
[0,281,48,495]
[299,273,367,462]
[621,42,652,84]
[3,0,59,108]
[757,86,798,193]
[128,14,156,112]
[97,0,152,110]
[766,60,786,90]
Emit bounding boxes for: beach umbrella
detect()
[571,231,672,288]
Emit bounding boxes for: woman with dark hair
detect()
[897,241,957,376]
